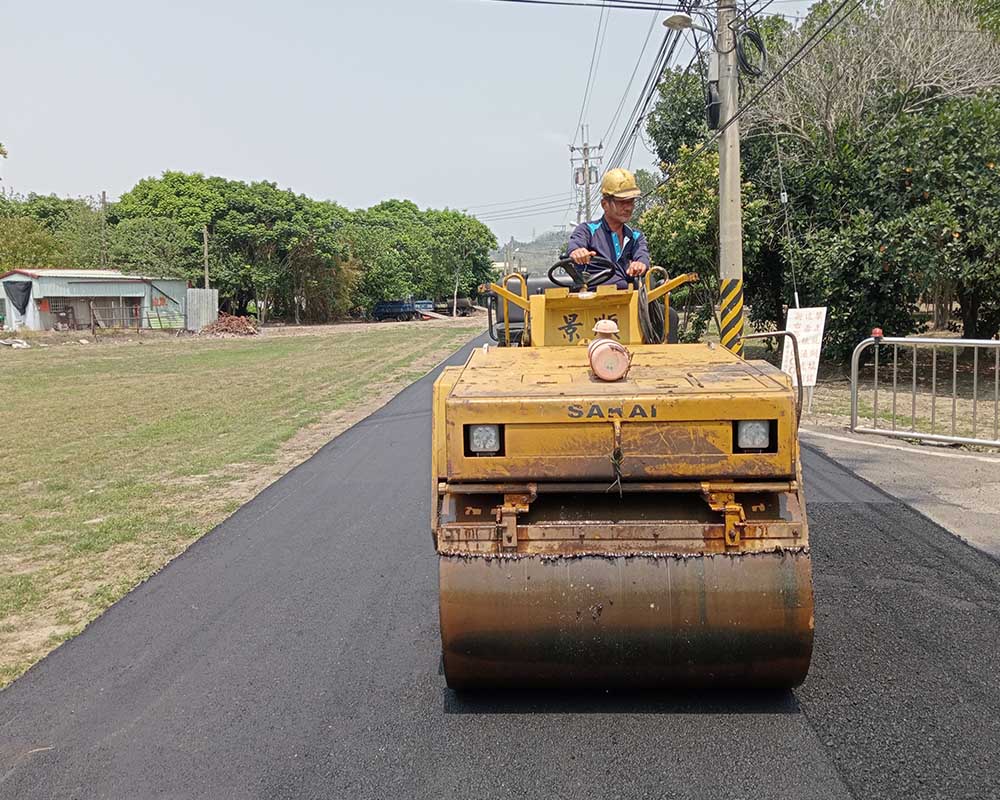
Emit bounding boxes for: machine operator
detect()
[567,168,649,287]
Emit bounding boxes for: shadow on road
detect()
[442,687,801,715]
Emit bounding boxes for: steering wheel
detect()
[548,255,616,290]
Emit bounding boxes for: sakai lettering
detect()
[567,403,657,419]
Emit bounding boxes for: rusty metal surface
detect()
[440,480,797,494]
[440,343,798,482]
[451,343,791,398]
[439,548,814,689]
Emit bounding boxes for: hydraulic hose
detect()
[637,268,667,345]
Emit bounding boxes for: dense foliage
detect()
[640,0,1000,358]
[0,173,496,322]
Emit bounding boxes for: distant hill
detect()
[490,228,574,274]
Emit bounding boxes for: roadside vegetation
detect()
[638,0,1000,359]
[0,180,497,321]
[0,323,480,686]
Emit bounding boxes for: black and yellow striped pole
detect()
[719,278,744,357]
[717,0,745,358]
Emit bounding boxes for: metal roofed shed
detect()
[0,269,190,332]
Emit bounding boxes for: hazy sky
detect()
[2,0,814,242]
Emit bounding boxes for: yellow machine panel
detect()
[441,344,797,482]
[530,286,640,346]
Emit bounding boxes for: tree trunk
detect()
[452,268,461,319]
[958,286,980,339]
[932,280,952,332]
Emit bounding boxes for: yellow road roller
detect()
[432,259,813,689]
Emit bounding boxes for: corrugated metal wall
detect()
[186,289,219,331]
[32,277,145,298]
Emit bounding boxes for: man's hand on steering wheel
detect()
[627,260,647,277]
[549,255,615,289]
[570,248,596,265]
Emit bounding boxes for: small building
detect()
[0,269,189,332]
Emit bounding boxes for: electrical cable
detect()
[605,44,699,190]
[736,27,767,76]
[603,0,701,167]
[772,131,800,308]
[463,191,571,210]
[645,0,865,197]
[574,2,610,144]
[483,0,694,16]
[590,3,698,209]
[474,201,578,222]
[581,5,613,129]
[473,195,580,216]
[607,29,681,162]
[599,9,663,146]
[714,0,864,144]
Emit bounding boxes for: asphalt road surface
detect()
[2,339,999,800]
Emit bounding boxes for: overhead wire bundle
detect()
[469,0,864,232]
[469,0,702,228]
[645,0,867,197]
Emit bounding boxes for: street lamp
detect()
[662,12,713,35]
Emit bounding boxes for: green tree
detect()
[645,68,708,166]
[426,209,497,305]
[0,217,62,269]
[643,0,1000,357]
[640,146,768,341]
[0,194,108,268]
[113,172,352,321]
[53,201,106,267]
[344,203,430,311]
[109,217,198,277]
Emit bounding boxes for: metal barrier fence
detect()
[850,336,1000,448]
[87,304,184,332]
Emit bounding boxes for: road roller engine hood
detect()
[437,342,798,483]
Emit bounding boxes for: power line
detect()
[483,0,692,12]
[712,0,865,143]
[473,197,578,220]
[599,8,664,145]
[595,3,700,207]
[648,0,865,195]
[475,204,578,224]
[772,131,799,308]
[582,5,613,133]
[462,191,570,210]
[574,2,611,144]
[475,202,577,221]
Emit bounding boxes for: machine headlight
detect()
[737,420,771,450]
[467,424,502,454]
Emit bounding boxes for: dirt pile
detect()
[200,313,259,337]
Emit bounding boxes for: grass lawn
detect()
[0,323,481,686]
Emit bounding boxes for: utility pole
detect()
[202,225,210,289]
[569,127,602,223]
[717,0,745,357]
[100,191,108,268]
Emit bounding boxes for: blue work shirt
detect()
[567,216,651,287]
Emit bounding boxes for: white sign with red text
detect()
[781,307,827,388]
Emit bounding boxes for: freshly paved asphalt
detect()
[2,338,999,800]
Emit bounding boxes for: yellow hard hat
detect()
[600,168,641,199]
